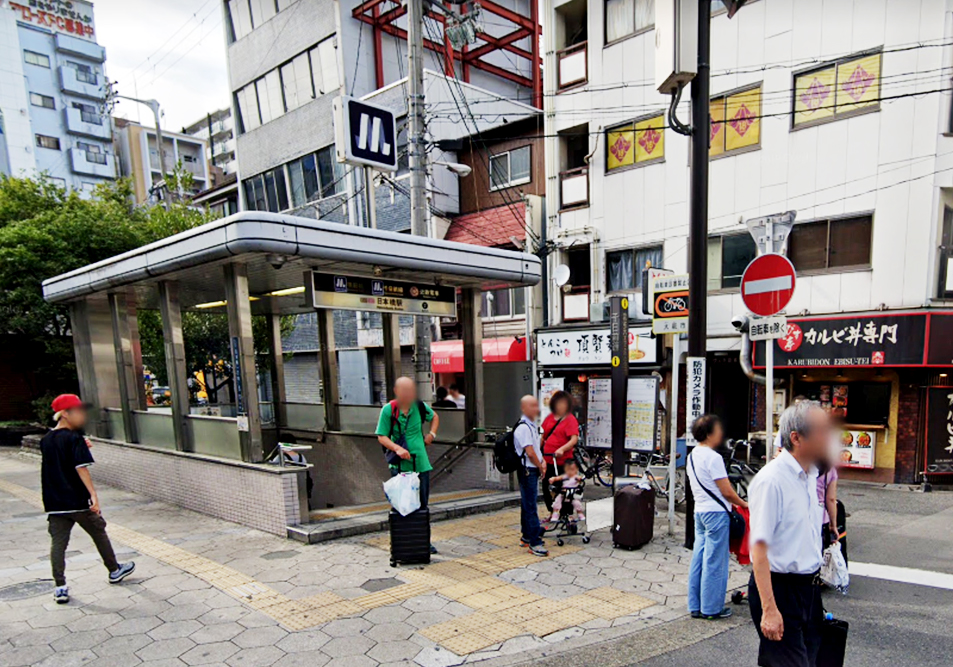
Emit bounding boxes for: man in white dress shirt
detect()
[748,401,831,667]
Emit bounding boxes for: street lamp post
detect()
[113,94,172,209]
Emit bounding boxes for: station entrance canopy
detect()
[43,212,541,464]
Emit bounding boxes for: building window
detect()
[226,0,296,42]
[606,245,663,293]
[710,84,761,157]
[480,287,526,319]
[707,234,756,290]
[30,93,55,110]
[70,62,98,85]
[24,50,50,68]
[72,102,101,124]
[316,145,344,198]
[489,146,531,190]
[234,38,336,133]
[606,113,665,172]
[939,207,953,299]
[78,141,107,164]
[605,0,654,44]
[793,51,882,128]
[81,182,96,193]
[788,215,872,272]
[49,177,67,189]
[242,165,289,213]
[35,134,61,150]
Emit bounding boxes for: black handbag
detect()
[817,613,849,667]
[688,452,746,541]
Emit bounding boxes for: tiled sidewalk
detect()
[0,453,748,667]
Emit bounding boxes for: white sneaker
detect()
[53,586,69,604]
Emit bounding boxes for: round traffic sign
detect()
[741,253,796,317]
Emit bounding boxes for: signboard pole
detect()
[766,340,775,459]
[610,296,629,488]
[668,335,680,535]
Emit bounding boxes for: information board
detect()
[585,376,659,451]
[838,428,876,469]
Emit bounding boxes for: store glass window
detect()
[707,234,757,289]
[788,215,872,271]
[606,114,664,172]
[794,52,882,128]
[710,85,761,157]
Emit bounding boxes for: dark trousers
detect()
[541,456,562,512]
[748,572,823,667]
[48,511,120,586]
[389,469,430,509]
[517,467,544,547]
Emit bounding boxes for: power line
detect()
[127,0,217,76]
[141,17,224,91]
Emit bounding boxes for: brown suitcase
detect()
[612,485,655,549]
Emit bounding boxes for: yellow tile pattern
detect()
[309,489,491,521]
[0,476,659,654]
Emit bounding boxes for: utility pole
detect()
[408,0,433,399]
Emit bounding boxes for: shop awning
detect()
[432,337,530,373]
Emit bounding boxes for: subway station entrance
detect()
[43,212,540,536]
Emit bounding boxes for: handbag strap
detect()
[688,452,731,515]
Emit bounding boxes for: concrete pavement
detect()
[0,452,748,667]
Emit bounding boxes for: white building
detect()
[183,107,237,177]
[0,0,114,191]
[541,0,953,484]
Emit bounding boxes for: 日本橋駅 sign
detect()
[311,272,456,317]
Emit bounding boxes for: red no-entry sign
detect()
[741,253,796,317]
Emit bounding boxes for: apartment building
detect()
[222,0,542,404]
[0,0,114,191]
[113,118,211,205]
[183,107,237,177]
[541,0,953,484]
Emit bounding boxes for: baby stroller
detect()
[547,461,590,547]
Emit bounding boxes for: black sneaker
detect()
[702,607,733,620]
[690,611,701,619]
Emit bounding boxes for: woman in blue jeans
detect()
[686,415,748,620]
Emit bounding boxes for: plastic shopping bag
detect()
[820,541,849,593]
[383,472,421,516]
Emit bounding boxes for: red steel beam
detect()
[465,28,532,61]
[478,0,534,31]
[351,0,390,18]
[373,4,384,88]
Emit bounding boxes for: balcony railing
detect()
[559,165,589,209]
[557,41,588,90]
[69,147,115,177]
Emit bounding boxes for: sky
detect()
[95,0,231,132]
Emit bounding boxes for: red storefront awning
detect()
[431,337,530,373]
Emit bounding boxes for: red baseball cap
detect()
[51,394,90,414]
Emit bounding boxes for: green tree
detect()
[0,176,209,415]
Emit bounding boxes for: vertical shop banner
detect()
[925,387,953,475]
[685,357,706,445]
[539,377,565,422]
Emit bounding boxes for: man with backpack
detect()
[513,395,547,556]
[376,377,440,553]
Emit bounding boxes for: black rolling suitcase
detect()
[817,615,849,667]
[387,455,431,567]
[612,485,655,549]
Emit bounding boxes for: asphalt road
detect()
[634,483,953,666]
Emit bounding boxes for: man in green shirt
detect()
[377,377,441,553]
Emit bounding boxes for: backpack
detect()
[494,420,529,474]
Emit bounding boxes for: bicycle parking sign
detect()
[651,273,689,334]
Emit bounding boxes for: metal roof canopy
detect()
[42,212,541,314]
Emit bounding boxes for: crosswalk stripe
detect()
[850,561,953,590]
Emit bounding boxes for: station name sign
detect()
[311,272,456,317]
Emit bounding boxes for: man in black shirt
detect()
[432,386,458,409]
[41,394,135,604]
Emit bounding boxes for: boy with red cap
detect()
[41,394,135,604]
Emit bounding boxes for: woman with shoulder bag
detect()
[686,415,748,620]
[540,391,579,513]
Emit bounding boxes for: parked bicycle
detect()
[574,444,614,488]
[629,451,686,505]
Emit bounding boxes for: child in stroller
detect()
[546,459,590,546]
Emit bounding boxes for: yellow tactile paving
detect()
[0,474,659,655]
